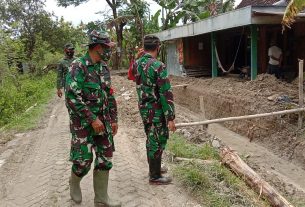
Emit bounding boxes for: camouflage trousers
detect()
[144,121,169,160]
[70,125,114,178]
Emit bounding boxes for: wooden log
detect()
[298,59,304,129]
[176,108,305,128]
[220,147,294,207]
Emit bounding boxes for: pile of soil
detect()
[171,74,305,168]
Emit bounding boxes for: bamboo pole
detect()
[298,59,304,129]
[176,108,305,128]
[221,147,294,207]
[174,157,217,165]
[172,84,189,88]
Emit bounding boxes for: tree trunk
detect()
[220,147,294,207]
[115,23,125,70]
[112,24,121,70]
[107,0,121,70]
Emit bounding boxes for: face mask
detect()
[65,49,74,58]
[100,48,112,62]
[157,47,161,57]
[66,51,74,58]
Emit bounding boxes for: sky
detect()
[235,0,242,7]
[45,0,243,26]
[44,0,161,26]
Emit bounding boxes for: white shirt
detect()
[268,46,282,65]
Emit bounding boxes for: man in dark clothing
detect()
[57,43,75,98]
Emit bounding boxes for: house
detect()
[153,1,305,80]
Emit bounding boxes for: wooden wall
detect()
[259,22,305,78]
[183,35,211,67]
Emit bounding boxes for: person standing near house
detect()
[132,35,176,185]
[57,43,75,98]
[128,47,145,81]
[65,30,120,207]
[267,40,283,79]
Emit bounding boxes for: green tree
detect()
[144,9,161,34]
[57,0,126,70]
[86,20,106,33]
[0,0,50,60]
[154,0,235,30]
[40,16,86,54]
[115,0,149,46]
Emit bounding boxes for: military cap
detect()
[144,35,161,46]
[64,43,74,50]
[87,30,115,47]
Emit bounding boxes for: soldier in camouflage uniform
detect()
[56,43,75,98]
[132,35,176,185]
[65,30,121,207]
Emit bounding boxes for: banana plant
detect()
[154,0,234,30]
[282,0,305,30]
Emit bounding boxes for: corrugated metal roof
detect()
[236,0,281,9]
[153,6,305,42]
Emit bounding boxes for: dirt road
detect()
[0,76,200,207]
[1,74,305,206]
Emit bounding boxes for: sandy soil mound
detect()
[171,74,305,167]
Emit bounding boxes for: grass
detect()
[3,90,55,132]
[167,133,270,207]
[0,72,56,132]
[167,133,219,160]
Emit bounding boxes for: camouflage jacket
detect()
[57,56,75,89]
[65,52,118,130]
[132,53,175,123]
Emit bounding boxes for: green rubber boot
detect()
[69,171,82,203]
[93,170,121,207]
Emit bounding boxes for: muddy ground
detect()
[0,73,305,206]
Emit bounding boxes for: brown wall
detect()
[216,28,248,71]
[294,22,305,64]
[183,35,211,67]
[259,22,305,79]
[259,25,268,73]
